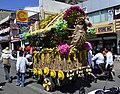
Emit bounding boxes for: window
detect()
[101,10,108,22]
[87,14,93,24]
[87,9,109,24]
[93,12,100,23]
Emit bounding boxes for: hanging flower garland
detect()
[58,43,70,54]
[63,6,86,28]
[56,19,68,35]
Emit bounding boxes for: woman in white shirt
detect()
[92,49,105,74]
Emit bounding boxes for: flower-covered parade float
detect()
[22,6,96,91]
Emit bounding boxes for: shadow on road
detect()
[55,78,92,94]
[0,88,4,91]
[24,80,35,87]
[0,82,6,86]
[0,82,6,91]
[118,75,120,79]
[11,74,35,87]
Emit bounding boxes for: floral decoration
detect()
[58,43,70,54]
[83,41,92,50]
[56,19,68,35]
[87,26,96,37]
[63,6,86,28]
[63,6,86,20]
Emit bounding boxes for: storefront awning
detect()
[0,16,10,25]
[0,35,10,43]
[0,27,11,34]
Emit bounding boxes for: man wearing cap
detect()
[0,47,16,83]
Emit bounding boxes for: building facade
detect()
[77,0,120,54]
[0,9,14,52]
[39,0,72,19]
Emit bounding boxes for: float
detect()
[21,6,96,91]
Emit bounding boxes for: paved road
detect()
[0,60,120,94]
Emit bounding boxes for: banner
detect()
[108,10,113,24]
[16,10,28,24]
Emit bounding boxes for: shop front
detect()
[0,35,10,50]
[87,34,117,55]
[87,21,117,54]
[11,35,21,51]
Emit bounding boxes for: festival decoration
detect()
[58,70,65,80]
[83,41,92,50]
[40,15,56,29]
[58,43,70,54]
[27,6,96,91]
[44,67,49,76]
[87,26,96,37]
[50,70,56,78]
[56,19,68,35]
[38,68,43,75]
[33,68,37,75]
[25,45,31,51]
[22,32,28,40]
[63,6,86,28]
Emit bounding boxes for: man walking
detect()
[16,51,32,87]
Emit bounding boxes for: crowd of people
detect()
[0,47,32,89]
[88,47,115,80]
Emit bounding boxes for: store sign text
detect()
[97,26,112,33]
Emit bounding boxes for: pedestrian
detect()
[83,41,93,67]
[92,48,105,75]
[105,47,114,80]
[105,47,114,69]
[88,49,93,67]
[0,47,16,83]
[103,48,107,59]
[16,51,32,87]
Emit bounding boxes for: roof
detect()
[0,16,10,25]
[0,27,11,34]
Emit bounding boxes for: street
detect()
[0,60,120,94]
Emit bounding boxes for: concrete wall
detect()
[78,0,120,13]
[39,0,71,19]
[24,6,40,17]
[39,0,71,13]
[24,0,71,19]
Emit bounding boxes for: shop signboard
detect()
[97,26,113,33]
[115,9,120,15]
[16,10,28,24]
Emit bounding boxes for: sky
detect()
[0,0,39,10]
